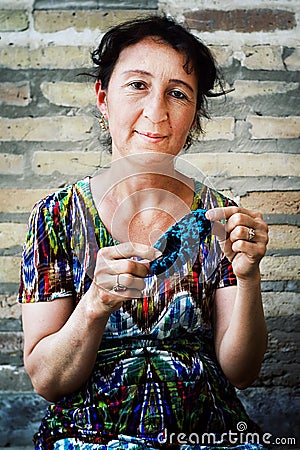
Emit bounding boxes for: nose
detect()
[143,91,168,124]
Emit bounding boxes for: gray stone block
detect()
[0,393,49,446]
[34,0,98,9]
[237,387,300,449]
[33,0,158,10]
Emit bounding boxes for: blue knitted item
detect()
[150,209,211,276]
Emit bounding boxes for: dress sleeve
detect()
[217,256,237,289]
[18,196,74,303]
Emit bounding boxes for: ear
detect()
[95,81,107,115]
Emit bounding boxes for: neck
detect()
[109,152,180,200]
[91,152,195,219]
[90,154,195,244]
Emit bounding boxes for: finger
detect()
[105,258,150,278]
[117,273,146,291]
[94,281,143,300]
[93,271,145,298]
[99,242,162,262]
[225,213,257,235]
[231,239,266,260]
[93,265,148,297]
[209,220,236,261]
[99,289,142,312]
[110,288,144,300]
[206,206,260,222]
[228,225,257,243]
[210,220,228,242]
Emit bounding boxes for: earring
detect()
[99,114,108,131]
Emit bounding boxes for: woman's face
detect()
[96,37,198,160]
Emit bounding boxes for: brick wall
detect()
[0,0,299,447]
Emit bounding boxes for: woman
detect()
[19,16,269,450]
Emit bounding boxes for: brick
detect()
[201,117,234,140]
[238,388,299,438]
[0,189,54,213]
[0,393,50,446]
[0,153,24,175]
[266,335,298,363]
[260,256,299,281]
[181,153,300,177]
[0,331,23,353]
[184,9,295,33]
[259,362,299,387]
[0,81,31,106]
[0,223,27,249]
[243,46,284,71]
[240,192,300,215]
[0,116,94,142]
[0,294,21,319]
[34,9,151,33]
[230,81,299,99]
[209,46,233,67]
[34,0,158,7]
[0,46,91,70]
[268,225,300,250]
[34,0,98,7]
[32,151,100,176]
[262,292,298,318]
[41,81,95,107]
[0,366,32,391]
[0,256,20,283]
[0,10,29,32]
[284,47,300,71]
[247,116,300,139]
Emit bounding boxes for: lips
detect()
[135,130,167,142]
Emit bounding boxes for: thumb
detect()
[210,220,227,243]
[210,220,236,262]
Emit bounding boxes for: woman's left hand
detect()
[206,206,269,280]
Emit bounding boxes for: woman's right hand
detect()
[91,243,161,314]
[22,242,161,401]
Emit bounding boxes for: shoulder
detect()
[194,181,237,210]
[25,178,91,253]
[30,177,89,222]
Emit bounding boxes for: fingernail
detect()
[205,210,214,220]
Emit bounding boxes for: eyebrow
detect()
[122,70,195,94]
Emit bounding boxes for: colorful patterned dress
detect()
[18,177,265,450]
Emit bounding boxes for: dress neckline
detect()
[77,176,203,245]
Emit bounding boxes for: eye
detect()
[170,89,188,100]
[129,81,146,90]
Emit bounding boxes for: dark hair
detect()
[90,15,225,145]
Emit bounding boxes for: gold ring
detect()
[248,228,255,241]
[112,274,127,292]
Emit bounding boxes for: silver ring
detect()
[248,228,255,241]
[112,274,127,292]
